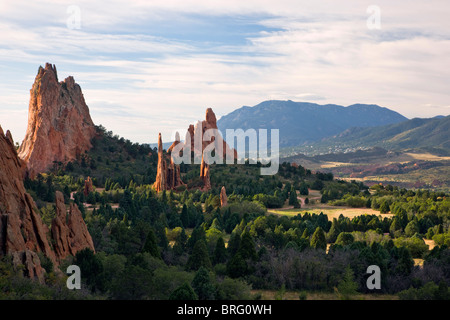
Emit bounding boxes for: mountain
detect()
[18,63,96,178]
[321,115,450,152]
[217,100,408,148]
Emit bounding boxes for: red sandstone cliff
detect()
[0,126,95,282]
[51,191,95,261]
[0,126,55,282]
[18,63,96,178]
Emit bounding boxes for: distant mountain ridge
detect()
[217,100,408,148]
[323,115,450,151]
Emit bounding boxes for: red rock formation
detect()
[83,176,94,196]
[51,191,71,260]
[153,133,184,192]
[51,191,95,261]
[0,126,55,282]
[220,186,228,207]
[167,108,237,191]
[18,63,96,178]
[1,126,95,282]
[200,153,211,191]
[154,133,167,192]
[198,109,237,190]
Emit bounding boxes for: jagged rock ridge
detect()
[165,108,237,191]
[18,63,96,178]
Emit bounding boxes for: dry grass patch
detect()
[252,290,398,300]
[268,206,393,220]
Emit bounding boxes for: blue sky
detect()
[0,0,449,144]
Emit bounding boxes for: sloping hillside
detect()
[217,100,408,148]
[325,115,450,152]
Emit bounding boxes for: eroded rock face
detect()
[195,108,237,191]
[18,63,96,178]
[0,126,55,282]
[11,250,46,283]
[153,133,184,192]
[1,126,95,282]
[83,176,93,196]
[51,191,95,261]
[220,186,228,207]
[167,108,237,191]
[200,153,211,191]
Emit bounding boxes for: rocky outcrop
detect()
[0,126,55,282]
[200,153,211,191]
[179,108,237,160]
[83,176,94,196]
[153,133,184,192]
[51,191,95,261]
[154,133,167,192]
[18,63,96,178]
[11,250,46,283]
[0,126,95,282]
[198,108,237,190]
[220,186,228,207]
[168,108,237,191]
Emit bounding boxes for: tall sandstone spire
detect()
[153,133,184,192]
[167,108,237,191]
[18,63,96,178]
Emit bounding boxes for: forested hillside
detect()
[2,127,449,300]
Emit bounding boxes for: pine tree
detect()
[227,232,241,256]
[213,237,227,264]
[142,229,161,259]
[187,227,207,252]
[186,240,212,271]
[327,219,341,243]
[289,186,300,208]
[238,231,257,261]
[173,228,188,256]
[336,266,358,300]
[335,232,354,246]
[191,267,215,300]
[379,201,390,214]
[310,227,327,251]
[169,282,198,300]
[180,204,189,228]
[299,182,309,195]
[226,253,247,278]
[301,228,309,239]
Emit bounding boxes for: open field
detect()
[283,149,450,190]
[405,152,450,161]
[268,206,393,220]
[268,189,393,219]
[252,290,398,300]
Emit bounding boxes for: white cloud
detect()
[0,0,449,144]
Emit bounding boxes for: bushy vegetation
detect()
[4,129,449,300]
